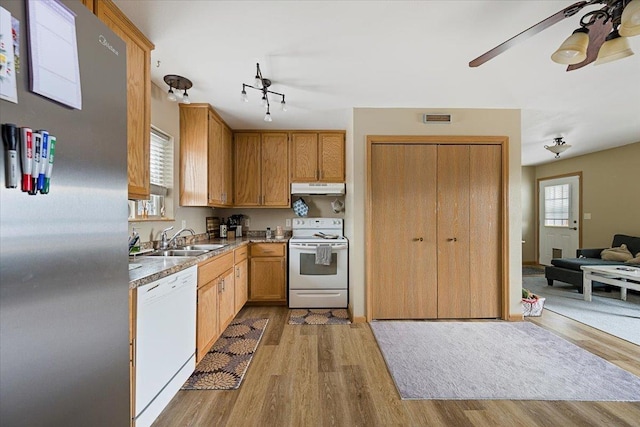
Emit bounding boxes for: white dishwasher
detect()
[135,265,197,427]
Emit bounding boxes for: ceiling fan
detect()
[469,0,640,71]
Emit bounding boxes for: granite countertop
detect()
[128,236,289,289]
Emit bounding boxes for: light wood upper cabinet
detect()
[261,133,289,207]
[222,125,234,206]
[318,133,345,182]
[234,132,289,207]
[179,104,232,207]
[234,133,261,206]
[93,0,154,200]
[290,133,318,182]
[290,132,345,182]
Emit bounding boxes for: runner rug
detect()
[181,318,268,390]
[370,321,640,400]
[288,308,351,325]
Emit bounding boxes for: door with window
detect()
[538,175,581,265]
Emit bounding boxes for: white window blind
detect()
[544,184,570,227]
[150,127,173,195]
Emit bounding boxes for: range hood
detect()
[291,183,345,195]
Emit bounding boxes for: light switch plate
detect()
[286,218,291,227]
[182,220,187,228]
[583,213,591,220]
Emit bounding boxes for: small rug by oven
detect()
[370,321,640,400]
[288,308,351,325]
[181,318,268,390]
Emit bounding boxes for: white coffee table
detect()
[580,265,640,302]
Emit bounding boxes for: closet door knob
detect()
[447,237,457,242]
[413,237,424,242]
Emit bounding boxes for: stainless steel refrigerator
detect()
[0,1,130,425]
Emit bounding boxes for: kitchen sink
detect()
[147,249,211,257]
[181,244,228,251]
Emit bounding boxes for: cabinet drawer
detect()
[251,243,285,257]
[198,252,233,287]
[234,245,248,263]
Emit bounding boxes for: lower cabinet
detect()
[234,246,249,312]
[196,252,233,362]
[249,243,287,304]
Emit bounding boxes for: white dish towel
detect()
[315,245,332,265]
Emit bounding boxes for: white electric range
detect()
[288,218,348,308]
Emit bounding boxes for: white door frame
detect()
[537,173,582,265]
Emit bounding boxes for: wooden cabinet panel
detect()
[290,132,345,183]
[234,133,289,207]
[249,243,287,304]
[469,145,502,318]
[437,145,471,319]
[234,258,248,313]
[180,104,232,207]
[290,133,318,182]
[218,268,235,332]
[179,105,209,206]
[261,133,289,207]
[196,280,218,362]
[370,145,438,319]
[208,113,224,205]
[94,0,153,200]
[318,133,345,182]
[250,257,286,302]
[198,252,234,287]
[222,125,234,205]
[234,133,261,206]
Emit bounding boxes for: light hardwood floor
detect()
[152,307,640,427]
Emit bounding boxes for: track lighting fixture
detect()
[164,74,192,104]
[544,137,572,159]
[241,63,287,122]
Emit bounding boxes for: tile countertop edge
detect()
[129,237,289,289]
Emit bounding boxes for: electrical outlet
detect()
[182,220,187,229]
[246,219,250,228]
[286,218,291,227]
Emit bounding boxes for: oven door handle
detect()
[290,244,348,251]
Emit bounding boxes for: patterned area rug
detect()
[181,318,268,390]
[288,308,351,325]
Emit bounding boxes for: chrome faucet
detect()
[160,226,196,249]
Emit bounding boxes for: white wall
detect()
[348,108,522,320]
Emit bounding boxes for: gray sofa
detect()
[544,234,640,293]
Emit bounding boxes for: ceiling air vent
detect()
[423,114,451,124]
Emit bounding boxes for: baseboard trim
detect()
[347,304,367,323]
[522,261,539,266]
[509,314,524,321]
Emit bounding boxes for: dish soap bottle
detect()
[266,227,272,239]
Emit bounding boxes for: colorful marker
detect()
[2,123,18,188]
[42,135,55,194]
[30,132,42,195]
[20,127,33,192]
[36,130,49,192]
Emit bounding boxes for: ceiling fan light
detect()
[620,0,640,36]
[594,31,634,65]
[551,28,589,64]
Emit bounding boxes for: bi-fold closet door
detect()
[370,143,501,320]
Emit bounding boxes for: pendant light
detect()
[164,75,193,103]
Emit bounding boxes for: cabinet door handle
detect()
[413,237,423,242]
[447,237,458,242]
[131,338,136,367]
[236,267,240,277]
[316,170,319,180]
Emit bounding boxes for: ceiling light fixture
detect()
[241,63,286,122]
[164,74,192,104]
[551,0,638,66]
[545,137,572,159]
